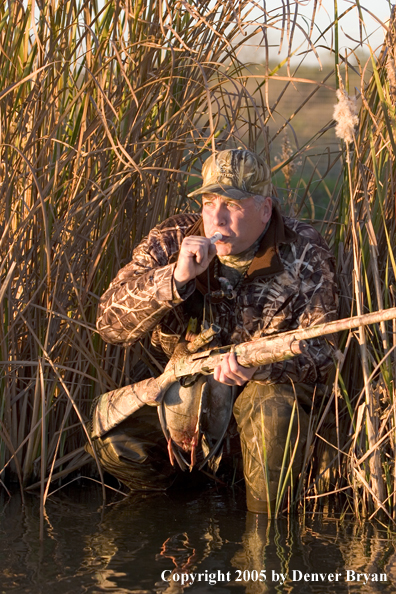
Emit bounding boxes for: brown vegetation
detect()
[0,1,395,519]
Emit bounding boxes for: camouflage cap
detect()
[188,149,272,200]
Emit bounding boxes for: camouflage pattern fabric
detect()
[233,381,315,513]
[96,206,338,386]
[187,148,272,200]
[86,406,179,491]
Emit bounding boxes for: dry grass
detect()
[1,0,395,518]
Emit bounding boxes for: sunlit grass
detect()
[0,0,395,519]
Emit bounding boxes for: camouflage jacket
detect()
[97,208,338,385]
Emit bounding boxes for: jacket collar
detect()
[246,204,297,279]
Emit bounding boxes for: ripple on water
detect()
[0,484,395,594]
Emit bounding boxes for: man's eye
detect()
[227,202,241,210]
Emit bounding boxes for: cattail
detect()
[333,88,358,144]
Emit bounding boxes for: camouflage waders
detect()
[88,380,319,512]
[86,405,179,491]
[233,382,316,513]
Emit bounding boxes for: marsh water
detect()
[1,482,396,594]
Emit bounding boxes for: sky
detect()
[239,0,393,67]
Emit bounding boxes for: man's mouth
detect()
[213,233,230,241]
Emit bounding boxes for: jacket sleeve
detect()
[252,243,339,386]
[96,220,196,347]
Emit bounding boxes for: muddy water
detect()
[1,483,395,594]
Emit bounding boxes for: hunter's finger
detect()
[223,353,243,379]
[221,371,245,386]
[214,360,230,384]
[220,353,232,375]
[218,370,238,386]
[228,351,240,373]
[219,356,245,385]
[229,351,257,381]
[214,363,234,384]
[195,244,207,265]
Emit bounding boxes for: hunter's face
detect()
[202,194,272,256]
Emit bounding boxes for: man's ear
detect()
[261,197,273,225]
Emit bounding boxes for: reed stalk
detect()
[2,0,279,488]
[1,0,395,518]
[328,8,396,516]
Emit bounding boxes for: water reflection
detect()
[0,484,395,593]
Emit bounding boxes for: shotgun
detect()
[91,306,396,439]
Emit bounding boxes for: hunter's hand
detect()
[213,351,258,387]
[174,236,217,290]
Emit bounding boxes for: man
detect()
[92,149,338,513]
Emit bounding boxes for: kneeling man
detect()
[90,148,338,513]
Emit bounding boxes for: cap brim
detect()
[187,183,254,200]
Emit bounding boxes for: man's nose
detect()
[212,203,227,226]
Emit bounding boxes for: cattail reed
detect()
[333,89,359,144]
